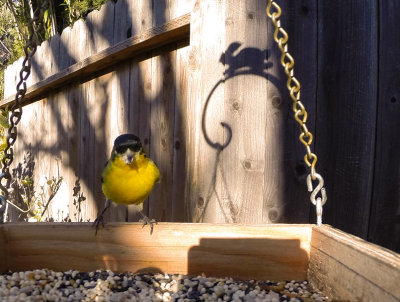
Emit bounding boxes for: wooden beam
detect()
[309,225,400,301]
[0,13,190,109]
[0,223,311,281]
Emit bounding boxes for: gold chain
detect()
[266,0,317,179]
[266,0,327,225]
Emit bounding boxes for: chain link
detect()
[266,0,327,225]
[0,0,47,223]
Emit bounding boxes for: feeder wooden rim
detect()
[0,223,399,301]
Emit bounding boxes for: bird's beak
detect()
[122,149,135,165]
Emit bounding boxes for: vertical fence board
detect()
[127,57,153,221]
[52,89,73,222]
[187,0,226,222]
[220,0,268,224]
[149,47,176,222]
[106,0,132,221]
[153,0,192,223]
[79,13,96,221]
[172,41,190,222]
[368,0,400,253]
[32,40,51,83]
[49,34,61,74]
[267,0,318,223]
[64,19,91,220]
[78,19,97,221]
[148,4,175,219]
[36,40,60,221]
[149,0,188,222]
[8,99,38,221]
[68,84,82,221]
[152,0,191,25]
[57,26,79,221]
[4,57,23,99]
[316,0,378,237]
[85,2,116,222]
[126,0,154,221]
[44,33,66,221]
[59,26,73,70]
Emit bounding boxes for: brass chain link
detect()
[266,0,327,225]
[0,0,47,223]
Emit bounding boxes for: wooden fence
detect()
[1,0,399,253]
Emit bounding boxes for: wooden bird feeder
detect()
[0,223,399,301]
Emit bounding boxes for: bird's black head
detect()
[112,134,143,164]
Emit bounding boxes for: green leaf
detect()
[44,9,49,23]
[21,176,33,186]
[0,113,10,128]
[1,109,9,118]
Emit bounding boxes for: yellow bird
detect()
[93,134,160,234]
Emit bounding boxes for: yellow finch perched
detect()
[93,134,160,234]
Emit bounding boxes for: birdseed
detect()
[0,269,331,301]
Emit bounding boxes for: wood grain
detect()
[171,40,190,221]
[315,0,378,237]
[68,19,93,221]
[270,0,318,223]
[126,0,154,221]
[3,57,23,99]
[187,0,227,223]
[0,13,190,108]
[367,0,400,253]
[309,225,400,301]
[0,223,311,281]
[222,0,270,224]
[83,3,115,222]
[106,0,130,222]
[149,50,174,221]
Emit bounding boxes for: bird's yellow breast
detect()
[101,153,160,205]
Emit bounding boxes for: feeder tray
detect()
[0,223,399,301]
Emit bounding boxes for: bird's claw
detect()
[139,217,158,235]
[92,215,105,235]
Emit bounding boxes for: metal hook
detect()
[307,173,327,226]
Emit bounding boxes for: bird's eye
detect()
[131,144,141,152]
[116,146,128,154]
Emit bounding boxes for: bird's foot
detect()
[139,215,158,235]
[92,215,105,235]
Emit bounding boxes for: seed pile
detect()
[0,269,330,301]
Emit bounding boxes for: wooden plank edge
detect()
[1,222,312,281]
[308,225,400,301]
[0,13,191,109]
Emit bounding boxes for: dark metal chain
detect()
[0,1,47,223]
